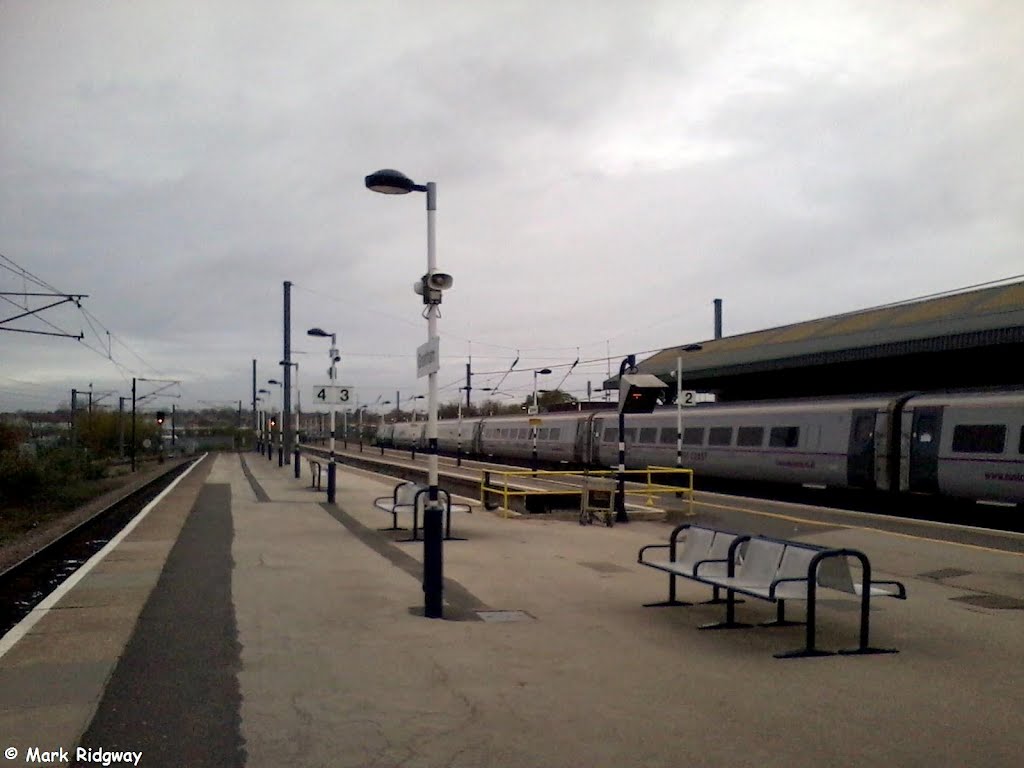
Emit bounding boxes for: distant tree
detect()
[523,388,578,411]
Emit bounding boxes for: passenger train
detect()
[376,390,1024,506]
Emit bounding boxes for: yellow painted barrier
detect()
[479,466,695,518]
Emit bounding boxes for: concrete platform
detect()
[1,451,1022,767]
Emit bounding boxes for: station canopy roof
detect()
[605,278,1024,401]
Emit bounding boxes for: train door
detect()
[591,416,607,466]
[847,409,876,489]
[471,421,484,455]
[574,414,592,464]
[908,406,943,493]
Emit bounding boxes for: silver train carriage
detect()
[375,390,1024,505]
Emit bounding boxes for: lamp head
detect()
[307,327,330,338]
[365,169,416,194]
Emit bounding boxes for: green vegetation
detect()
[0,416,161,546]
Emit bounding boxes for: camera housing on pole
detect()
[615,361,667,523]
[618,374,668,414]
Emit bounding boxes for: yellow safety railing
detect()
[645,466,695,517]
[479,467,695,518]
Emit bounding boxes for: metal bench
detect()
[373,481,472,541]
[638,524,742,607]
[638,524,907,658]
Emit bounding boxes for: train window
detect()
[519,428,529,439]
[769,426,800,448]
[639,427,658,444]
[623,428,637,442]
[539,428,550,440]
[604,428,618,443]
[737,426,764,447]
[951,424,1006,454]
[682,427,704,445]
[708,427,732,446]
[658,427,676,444]
[550,428,561,441]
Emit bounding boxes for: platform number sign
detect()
[312,385,354,405]
[680,390,697,406]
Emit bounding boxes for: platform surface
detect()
[1,451,1022,767]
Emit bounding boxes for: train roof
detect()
[905,389,1024,409]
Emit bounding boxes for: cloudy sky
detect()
[1,0,1021,415]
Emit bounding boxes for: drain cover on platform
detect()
[476,610,535,623]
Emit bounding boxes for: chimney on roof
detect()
[713,298,723,339]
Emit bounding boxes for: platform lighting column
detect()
[531,368,552,471]
[130,378,137,472]
[281,361,301,477]
[615,355,636,523]
[366,168,446,619]
[268,409,274,463]
[258,388,272,458]
[307,328,339,503]
[118,396,127,459]
[252,359,258,450]
[268,379,285,465]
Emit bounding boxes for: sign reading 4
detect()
[311,385,354,405]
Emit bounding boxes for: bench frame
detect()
[373,482,471,542]
[639,523,907,659]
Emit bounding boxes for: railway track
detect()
[0,458,198,639]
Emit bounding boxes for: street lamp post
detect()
[615,355,636,523]
[258,388,271,456]
[308,327,339,504]
[281,361,301,477]
[268,379,284,466]
[673,344,704,469]
[366,167,448,619]
[531,368,552,471]
[456,388,466,467]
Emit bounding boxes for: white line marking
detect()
[0,455,208,660]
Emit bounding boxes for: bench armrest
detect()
[637,543,670,564]
[868,579,907,599]
[769,575,810,599]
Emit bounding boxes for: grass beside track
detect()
[0,458,183,570]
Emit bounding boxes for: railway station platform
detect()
[1,452,1022,767]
